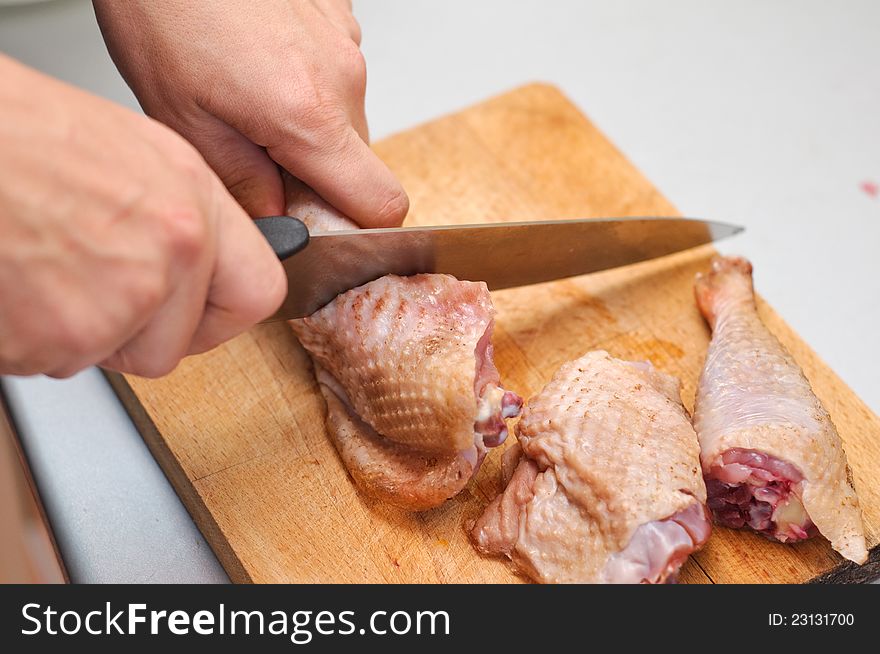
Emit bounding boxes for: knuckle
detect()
[61,325,124,369]
[283,81,330,130]
[347,17,363,46]
[150,142,213,264]
[158,205,210,263]
[277,82,348,145]
[339,41,366,88]
[131,271,167,314]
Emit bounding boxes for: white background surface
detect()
[358,0,880,412]
[2,0,876,410]
[0,0,877,582]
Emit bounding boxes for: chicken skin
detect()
[286,178,521,510]
[471,351,711,583]
[693,256,867,564]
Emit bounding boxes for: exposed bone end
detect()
[694,255,755,328]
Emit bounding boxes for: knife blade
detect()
[255,216,742,322]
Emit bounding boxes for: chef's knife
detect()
[254,216,742,322]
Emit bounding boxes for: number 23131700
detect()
[769,613,854,627]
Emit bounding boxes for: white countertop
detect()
[358,0,880,411]
[1,0,877,582]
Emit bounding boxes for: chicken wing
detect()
[286,178,522,510]
[693,256,867,563]
[471,350,710,583]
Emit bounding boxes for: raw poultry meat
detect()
[471,350,711,583]
[286,178,522,510]
[693,256,867,563]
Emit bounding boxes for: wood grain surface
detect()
[107,84,880,583]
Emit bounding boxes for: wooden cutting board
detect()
[107,84,880,584]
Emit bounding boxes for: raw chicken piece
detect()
[693,256,867,563]
[285,178,522,510]
[471,350,710,583]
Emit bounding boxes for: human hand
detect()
[93,0,409,226]
[0,57,286,378]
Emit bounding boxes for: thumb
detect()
[179,113,285,217]
[268,125,408,228]
[187,183,288,355]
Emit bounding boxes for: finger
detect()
[40,273,165,378]
[100,278,208,377]
[99,245,213,377]
[186,192,287,355]
[268,126,408,228]
[177,112,285,217]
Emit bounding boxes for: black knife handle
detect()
[254,215,310,260]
